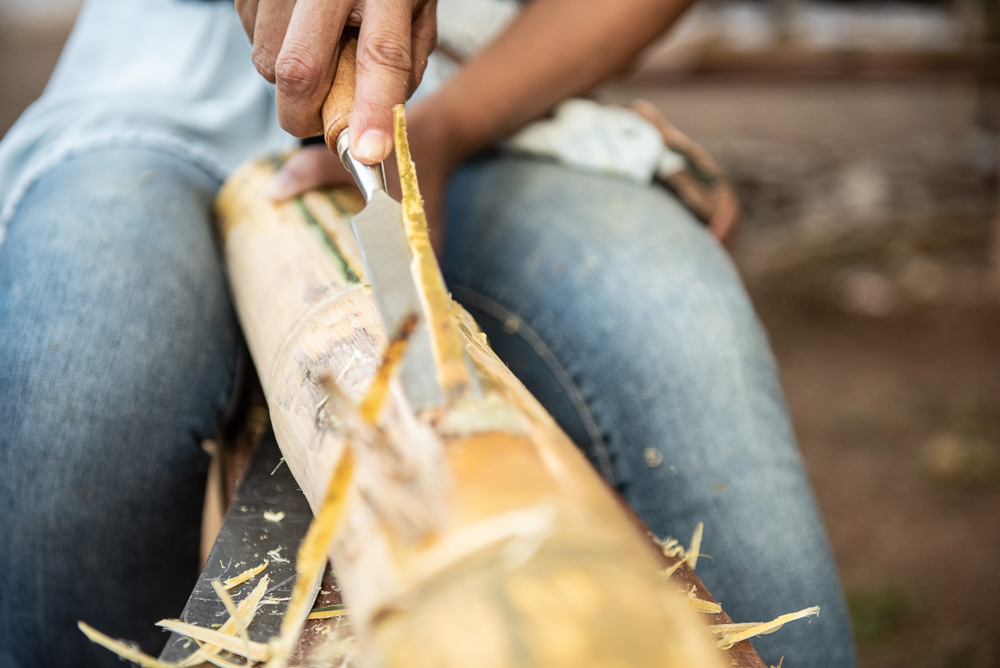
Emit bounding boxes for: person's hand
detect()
[266,101,461,256]
[236,0,438,164]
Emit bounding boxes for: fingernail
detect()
[265,171,295,201]
[354,129,390,163]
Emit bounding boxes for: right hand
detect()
[236,0,438,164]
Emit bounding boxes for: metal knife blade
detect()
[351,190,444,410]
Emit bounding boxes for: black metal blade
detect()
[159,431,317,661]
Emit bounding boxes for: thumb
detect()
[266,145,351,201]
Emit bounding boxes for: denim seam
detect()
[449,283,619,486]
[0,126,229,250]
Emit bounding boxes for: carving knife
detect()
[320,35,446,411]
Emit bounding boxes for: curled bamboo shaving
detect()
[156,620,270,662]
[393,105,470,399]
[77,622,178,668]
[222,561,268,590]
[708,606,821,651]
[658,522,705,580]
[179,575,270,668]
[265,444,356,668]
[655,536,686,559]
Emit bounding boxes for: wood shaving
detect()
[658,523,705,579]
[686,586,723,615]
[708,606,821,651]
[179,575,270,667]
[222,561,268,590]
[77,622,178,668]
[661,558,687,580]
[267,546,290,563]
[686,522,704,570]
[156,620,270,662]
[211,580,253,657]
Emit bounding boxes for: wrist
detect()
[408,87,492,170]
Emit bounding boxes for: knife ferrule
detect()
[336,129,386,203]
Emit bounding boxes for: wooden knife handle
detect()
[322,32,359,152]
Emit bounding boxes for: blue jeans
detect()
[0,1,856,666]
[444,155,857,667]
[0,148,240,667]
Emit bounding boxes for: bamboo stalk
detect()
[214,112,727,668]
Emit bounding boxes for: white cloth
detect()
[428,1,682,185]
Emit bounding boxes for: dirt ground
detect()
[2,14,998,668]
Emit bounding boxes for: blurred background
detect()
[2,0,997,665]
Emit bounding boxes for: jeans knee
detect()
[0,145,239,532]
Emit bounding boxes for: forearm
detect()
[416,0,695,161]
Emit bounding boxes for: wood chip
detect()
[686,522,704,570]
[709,606,821,650]
[221,561,268,590]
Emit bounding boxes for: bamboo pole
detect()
[214,115,728,667]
